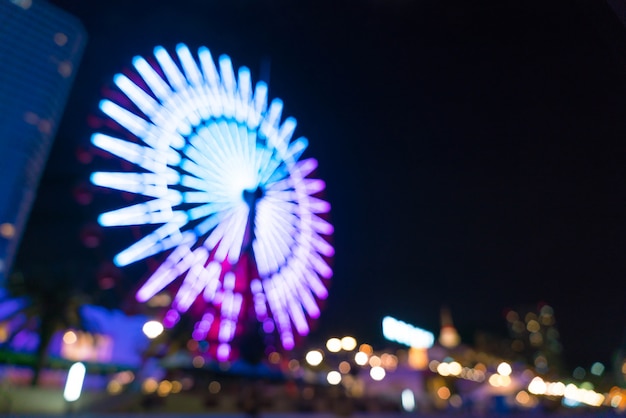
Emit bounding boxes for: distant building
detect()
[0,0,86,285]
[504,303,564,376]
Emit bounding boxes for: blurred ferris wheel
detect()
[89,43,334,360]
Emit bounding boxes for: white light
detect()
[497,362,512,377]
[382,316,434,348]
[340,336,357,351]
[528,377,547,395]
[326,337,341,353]
[63,362,86,402]
[142,320,164,339]
[448,361,462,376]
[327,371,341,385]
[305,350,323,367]
[370,366,386,381]
[401,389,416,412]
[354,351,368,366]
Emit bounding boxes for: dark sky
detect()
[16,0,626,371]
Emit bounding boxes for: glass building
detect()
[0,0,86,285]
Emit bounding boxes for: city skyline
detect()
[13,0,626,372]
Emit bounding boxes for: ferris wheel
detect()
[90,44,334,360]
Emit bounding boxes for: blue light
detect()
[91,44,333,354]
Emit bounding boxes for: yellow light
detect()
[489,374,502,387]
[107,380,122,395]
[63,331,77,345]
[326,338,342,353]
[268,351,281,364]
[526,319,540,332]
[516,390,530,405]
[369,355,381,367]
[157,380,172,397]
[171,380,182,393]
[437,362,450,376]
[192,356,205,368]
[0,223,15,239]
[408,347,429,370]
[448,361,462,376]
[208,381,221,394]
[142,378,158,394]
[340,336,357,351]
[437,386,451,400]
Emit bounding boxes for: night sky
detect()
[15,0,626,371]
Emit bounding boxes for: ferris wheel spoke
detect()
[240,125,258,170]
[225,120,243,163]
[182,142,230,185]
[187,201,233,223]
[249,81,268,127]
[133,56,172,102]
[175,44,203,87]
[235,67,252,123]
[217,55,236,118]
[202,261,223,302]
[100,99,152,139]
[173,247,210,311]
[263,278,294,349]
[136,239,195,302]
[284,137,308,163]
[259,218,291,261]
[273,273,309,335]
[259,99,283,143]
[290,257,328,299]
[154,46,187,92]
[280,265,320,318]
[193,212,224,236]
[213,206,247,263]
[300,229,335,258]
[90,133,178,169]
[293,157,318,177]
[197,47,221,92]
[114,215,188,266]
[206,120,238,162]
[259,206,297,245]
[98,200,180,227]
[114,74,160,120]
[193,126,236,177]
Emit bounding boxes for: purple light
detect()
[163,309,180,328]
[217,343,231,361]
[90,44,333,354]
